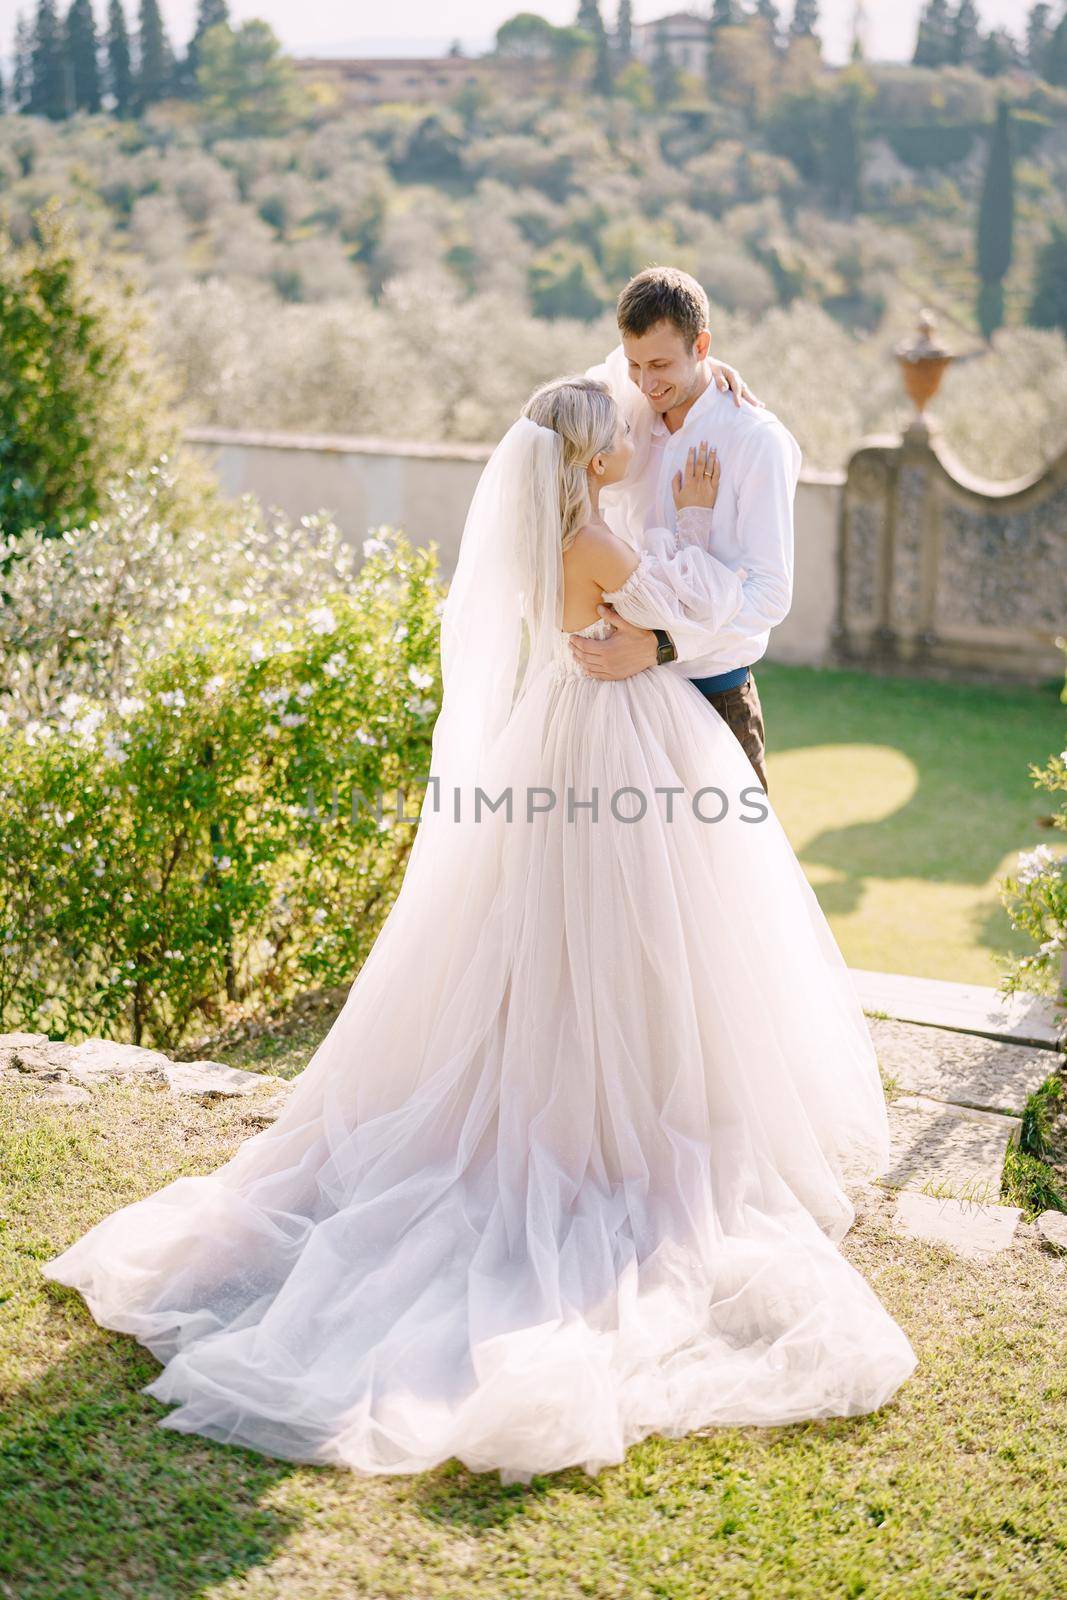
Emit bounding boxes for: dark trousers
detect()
[691,671,768,796]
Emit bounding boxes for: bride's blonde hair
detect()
[521,376,618,552]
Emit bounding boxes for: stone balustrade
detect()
[184,421,1066,685]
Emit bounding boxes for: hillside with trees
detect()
[1,0,1066,474]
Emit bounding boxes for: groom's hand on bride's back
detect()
[569,606,658,679]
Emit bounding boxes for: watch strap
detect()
[653,628,677,664]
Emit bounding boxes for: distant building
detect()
[295,57,482,107]
[294,54,555,109]
[631,12,709,76]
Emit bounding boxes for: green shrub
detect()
[0,462,365,726]
[0,203,202,545]
[0,529,445,1047]
[998,649,1067,1027]
[883,121,979,169]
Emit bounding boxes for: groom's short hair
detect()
[617,268,709,348]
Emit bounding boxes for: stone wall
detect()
[185,422,1067,683]
[184,427,494,579]
[835,420,1067,685]
[183,426,844,671]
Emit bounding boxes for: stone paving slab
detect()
[867,1015,1053,1117]
[1035,1211,1067,1253]
[891,1190,1023,1261]
[879,1094,1020,1204]
[850,968,1061,1049]
[64,1038,265,1097]
[0,1032,283,1103]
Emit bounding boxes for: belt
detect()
[688,664,750,694]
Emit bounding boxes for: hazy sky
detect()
[0,0,1037,69]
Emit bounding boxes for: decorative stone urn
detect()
[895,309,953,435]
[833,310,1067,685]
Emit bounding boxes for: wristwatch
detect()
[653,628,677,665]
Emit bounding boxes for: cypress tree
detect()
[1028,223,1067,334]
[948,0,981,67]
[912,0,952,66]
[755,0,780,55]
[979,27,1016,77]
[651,20,678,100]
[825,87,863,215]
[13,11,34,109]
[849,0,868,62]
[976,100,1014,339]
[575,0,611,94]
[706,0,739,98]
[179,0,229,95]
[1025,3,1052,76]
[135,0,174,109]
[29,0,67,118]
[790,0,819,41]
[1045,13,1067,87]
[106,0,132,113]
[66,0,102,112]
[593,22,613,93]
[616,0,633,61]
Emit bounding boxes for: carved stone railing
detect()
[833,420,1067,685]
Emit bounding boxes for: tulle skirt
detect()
[42,658,917,1482]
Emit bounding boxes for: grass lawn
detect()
[3,1079,1065,1600]
[756,660,1066,986]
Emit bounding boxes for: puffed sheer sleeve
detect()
[599,507,749,656]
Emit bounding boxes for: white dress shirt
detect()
[585,344,802,680]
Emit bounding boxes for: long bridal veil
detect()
[420,414,564,807]
[280,412,577,1146]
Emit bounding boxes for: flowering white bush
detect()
[998,664,1067,1024]
[0,528,445,1046]
[0,459,363,725]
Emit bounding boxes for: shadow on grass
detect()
[6,1285,559,1589]
[403,1409,894,1537]
[758,662,1064,968]
[0,1311,301,1600]
[405,1457,602,1533]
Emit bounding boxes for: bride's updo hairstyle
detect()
[522,376,618,552]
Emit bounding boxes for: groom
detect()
[574,266,802,797]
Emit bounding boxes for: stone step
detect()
[850,968,1061,1050]
[878,1094,1020,1205]
[1035,1211,1067,1253]
[867,1015,1052,1117]
[891,1191,1023,1261]
[0,1032,287,1104]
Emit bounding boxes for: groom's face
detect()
[622,322,711,416]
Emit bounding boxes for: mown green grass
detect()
[3,1079,1065,1600]
[756,660,1066,986]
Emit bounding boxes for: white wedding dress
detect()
[43,421,917,1484]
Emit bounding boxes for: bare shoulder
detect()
[566,521,640,591]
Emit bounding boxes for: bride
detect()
[43,375,917,1485]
